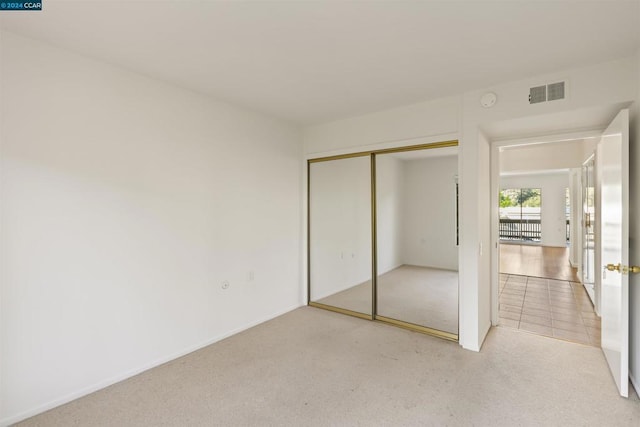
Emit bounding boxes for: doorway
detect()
[493,137,601,347]
[489,108,635,398]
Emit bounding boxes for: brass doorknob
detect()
[629,266,640,274]
[606,264,640,274]
[606,263,621,272]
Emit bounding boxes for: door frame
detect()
[581,154,600,311]
[489,129,604,326]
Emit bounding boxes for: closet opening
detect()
[307,140,459,341]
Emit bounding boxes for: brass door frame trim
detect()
[307,140,458,164]
[307,139,460,342]
[372,139,458,155]
[371,153,378,318]
[306,160,311,305]
[309,302,373,320]
[308,151,371,163]
[376,315,459,341]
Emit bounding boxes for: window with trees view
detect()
[499,188,542,242]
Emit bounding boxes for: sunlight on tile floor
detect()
[498,274,601,347]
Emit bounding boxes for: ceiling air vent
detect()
[529,81,566,104]
[547,81,565,101]
[529,85,546,104]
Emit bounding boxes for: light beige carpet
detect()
[317,265,458,334]
[18,307,640,426]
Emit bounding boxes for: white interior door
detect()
[599,108,629,397]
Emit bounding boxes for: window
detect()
[499,188,541,242]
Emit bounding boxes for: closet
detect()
[308,141,459,340]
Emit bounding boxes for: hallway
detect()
[498,244,600,346]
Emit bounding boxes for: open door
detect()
[599,108,635,397]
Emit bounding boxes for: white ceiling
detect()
[2,1,639,125]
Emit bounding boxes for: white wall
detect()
[477,131,492,346]
[376,155,403,274]
[629,48,640,393]
[305,96,461,156]
[0,32,302,424]
[500,172,570,248]
[500,139,593,173]
[401,155,458,270]
[309,156,371,300]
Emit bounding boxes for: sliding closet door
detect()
[375,148,459,337]
[308,156,372,317]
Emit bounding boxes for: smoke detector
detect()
[480,92,497,108]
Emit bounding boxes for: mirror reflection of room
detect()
[376,148,459,334]
[309,155,372,316]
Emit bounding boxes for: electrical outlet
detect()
[221,280,230,290]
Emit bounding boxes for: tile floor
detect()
[499,273,601,347]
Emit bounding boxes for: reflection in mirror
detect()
[375,148,459,334]
[309,156,372,315]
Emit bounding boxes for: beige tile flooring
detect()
[499,273,601,347]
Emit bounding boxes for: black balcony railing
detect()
[499,218,541,241]
[499,218,571,244]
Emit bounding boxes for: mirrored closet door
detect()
[375,147,459,338]
[308,141,459,340]
[308,155,372,317]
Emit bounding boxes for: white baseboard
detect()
[0,303,302,427]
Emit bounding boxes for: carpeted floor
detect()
[316,265,458,333]
[17,306,640,426]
